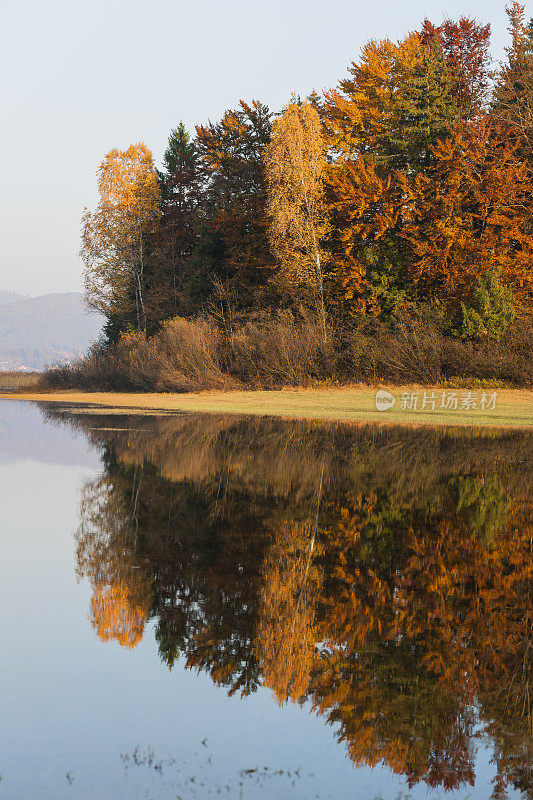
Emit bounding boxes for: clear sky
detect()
[0,0,516,296]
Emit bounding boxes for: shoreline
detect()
[2,387,532,429]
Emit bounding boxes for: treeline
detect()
[49,4,533,389]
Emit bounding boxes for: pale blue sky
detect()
[0,0,518,295]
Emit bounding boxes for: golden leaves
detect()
[263,101,330,297]
[403,120,533,307]
[81,143,161,327]
[90,580,150,649]
[255,519,323,703]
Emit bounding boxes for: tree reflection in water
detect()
[44,410,533,798]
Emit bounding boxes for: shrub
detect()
[452,270,516,341]
[221,310,337,388]
[42,310,533,391]
[42,319,234,392]
[347,316,443,384]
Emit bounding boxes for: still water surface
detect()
[0,401,531,800]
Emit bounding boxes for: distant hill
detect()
[0,292,104,370]
[0,290,30,306]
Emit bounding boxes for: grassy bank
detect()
[3,387,532,428]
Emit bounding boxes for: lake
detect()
[0,400,531,800]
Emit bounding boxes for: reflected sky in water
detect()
[0,400,531,799]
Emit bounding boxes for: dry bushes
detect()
[221,312,336,388]
[347,315,533,386]
[42,311,533,391]
[347,317,443,384]
[43,318,234,392]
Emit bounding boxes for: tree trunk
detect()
[137,223,146,331]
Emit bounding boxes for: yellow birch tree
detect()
[255,463,325,703]
[255,518,322,703]
[76,474,152,649]
[263,101,329,338]
[81,143,161,331]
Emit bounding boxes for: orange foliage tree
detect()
[323,32,459,315]
[311,481,532,792]
[76,474,152,649]
[420,16,492,116]
[401,120,533,311]
[324,22,533,317]
[81,143,161,331]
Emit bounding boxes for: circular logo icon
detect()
[375,390,396,412]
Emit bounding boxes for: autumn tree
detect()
[263,101,329,335]
[323,33,459,315]
[324,21,533,319]
[76,473,152,649]
[420,17,492,116]
[401,120,533,313]
[492,3,533,163]
[324,34,458,174]
[81,143,161,332]
[195,101,273,306]
[256,464,325,702]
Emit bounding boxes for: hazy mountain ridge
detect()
[0,290,30,306]
[0,292,104,370]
